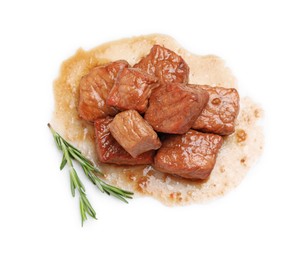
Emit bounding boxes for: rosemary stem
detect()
[48,123,134,225]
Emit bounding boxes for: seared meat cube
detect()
[144,83,209,134]
[154,130,223,180]
[106,68,158,113]
[78,60,129,121]
[108,110,161,158]
[134,45,189,84]
[192,86,240,135]
[94,117,154,165]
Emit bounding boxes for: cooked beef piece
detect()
[78,60,129,121]
[192,86,240,135]
[144,83,209,134]
[94,117,154,165]
[134,45,189,84]
[154,130,223,180]
[108,110,161,158]
[106,68,158,113]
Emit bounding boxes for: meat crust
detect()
[78,60,129,121]
[94,117,154,165]
[154,130,223,180]
[144,83,209,134]
[134,45,189,84]
[106,68,158,113]
[108,110,161,158]
[193,86,240,135]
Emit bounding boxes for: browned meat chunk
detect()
[108,110,161,158]
[106,68,158,113]
[134,45,189,84]
[144,83,209,134]
[192,86,240,135]
[78,60,129,121]
[94,117,154,165]
[154,130,223,180]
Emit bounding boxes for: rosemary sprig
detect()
[48,123,133,225]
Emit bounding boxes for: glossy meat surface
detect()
[134,45,189,84]
[94,117,154,165]
[154,130,223,180]
[144,83,209,134]
[192,86,240,135]
[78,60,129,121]
[106,68,158,113]
[108,110,161,158]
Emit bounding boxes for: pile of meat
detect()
[78,45,240,180]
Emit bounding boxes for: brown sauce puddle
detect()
[52,34,264,205]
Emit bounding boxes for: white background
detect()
[0,0,306,259]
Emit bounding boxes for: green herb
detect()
[48,123,133,225]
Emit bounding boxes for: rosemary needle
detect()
[48,123,133,225]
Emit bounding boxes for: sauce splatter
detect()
[236,129,247,143]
